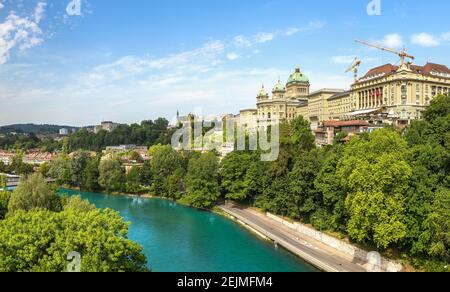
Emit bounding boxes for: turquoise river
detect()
[60,189,318,272]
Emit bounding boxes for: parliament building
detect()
[238,62,450,134]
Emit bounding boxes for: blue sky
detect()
[1,0,449,126]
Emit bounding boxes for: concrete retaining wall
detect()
[266,212,403,272]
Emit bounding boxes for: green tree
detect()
[243,157,271,203]
[288,149,322,221]
[8,173,61,212]
[405,94,450,148]
[256,176,291,216]
[47,155,72,185]
[98,159,125,193]
[129,151,144,163]
[70,152,90,187]
[314,145,347,232]
[139,160,153,187]
[10,154,33,175]
[423,94,450,123]
[150,145,183,196]
[220,151,252,201]
[338,129,411,248]
[184,152,220,208]
[167,168,186,199]
[0,192,10,220]
[0,175,6,189]
[418,188,449,261]
[0,208,148,272]
[125,167,141,194]
[61,195,96,212]
[83,156,100,192]
[289,116,316,152]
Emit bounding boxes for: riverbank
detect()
[219,203,368,272]
[60,188,398,272]
[60,189,317,272]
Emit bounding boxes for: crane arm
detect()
[355,40,399,56]
[345,66,354,73]
[344,58,361,73]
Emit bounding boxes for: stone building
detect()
[349,62,450,126]
[256,67,310,129]
[307,89,346,130]
[238,61,450,137]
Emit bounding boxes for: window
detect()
[401,82,407,105]
[400,110,408,120]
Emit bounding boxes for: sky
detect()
[0,0,450,126]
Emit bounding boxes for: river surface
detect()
[60,189,318,272]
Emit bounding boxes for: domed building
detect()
[286,67,310,100]
[256,67,310,127]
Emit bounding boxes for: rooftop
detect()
[309,88,346,96]
[287,67,309,85]
[322,120,369,128]
[328,91,351,101]
[359,62,450,81]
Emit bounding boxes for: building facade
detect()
[256,67,310,129]
[94,121,120,134]
[350,62,450,125]
[244,62,450,133]
[307,89,346,129]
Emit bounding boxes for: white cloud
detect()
[307,20,326,30]
[442,32,450,41]
[233,35,252,48]
[254,32,274,43]
[282,21,326,36]
[226,53,239,61]
[411,33,440,47]
[381,33,403,48]
[309,72,353,91]
[80,40,226,87]
[331,55,378,65]
[0,19,328,125]
[284,27,300,36]
[34,2,47,24]
[408,32,450,47]
[0,2,47,65]
[232,20,326,49]
[331,55,357,64]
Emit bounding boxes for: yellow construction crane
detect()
[355,40,415,67]
[345,58,362,82]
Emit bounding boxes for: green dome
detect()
[287,67,309,84]
[257,85,269,97]
[272,80,286,92]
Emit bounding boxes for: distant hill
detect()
[0,124,79,135]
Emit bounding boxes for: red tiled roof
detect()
[422,63,450,77]
[360,62,450,80]
[361,64,398,79]
[323,120,369,128]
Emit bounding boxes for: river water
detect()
[60,189,317,272]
